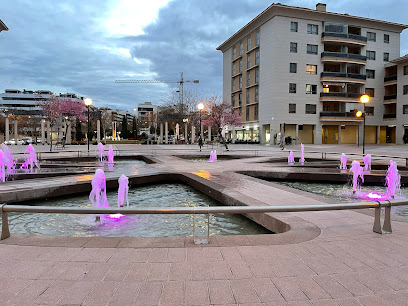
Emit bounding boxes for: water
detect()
[117,174,129,207]
[363,154,371,171]
[97,142,104,162]
[300,144,305,164]
[4,184,270,237]
[288,152,294,165]
[386,160,401,198]
[340,153,347,170]
[350,161,364,192]
[275,181,408,217]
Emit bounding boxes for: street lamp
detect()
[84,98,93,153]
[197,102,204,151]
[359,94,370,155]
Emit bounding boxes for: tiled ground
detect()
[0,143,408,305]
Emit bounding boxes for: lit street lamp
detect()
[197,102,204,151]
[359,94,370,155]
[84,98,93,153]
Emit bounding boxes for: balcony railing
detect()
[321,52,366,61]
[321,72,366,80]
[383,114,396,119]
[384,94,397,100]
[322,32,367,42]
[320,92,362,98]
[320,112,360,118]
[384,75,397,82]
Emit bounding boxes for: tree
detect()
[200,96,241,150]
[99,109,112,141]
[60,98,86,144]
[121,115,128,139]
[75,118,83,141]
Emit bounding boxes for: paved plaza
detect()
[0,143,408,305]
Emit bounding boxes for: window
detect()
[384,34,389,44]
[306,64,317,74]
[404,65,408,75]
[247,36,251,51]
[256,30,260,46]
[384,52,389,62]
[232,63,236,75]
[246,89,250,103]
[232,47,236,59]
[255,68,259,84]
[232,78,235,91]
[365,106,374,116]
[246,71,250,86]
[247,54,251,69]
[255,87,259,102]
[231,94,235,106]
[290,42,297,53]
[290,63,297,73]
[289,83,296,93]
[290,21,298,32]
[239,75,242,89]
[365,88,375,97]
[367,32,376,42]
[239,93,242,106]
[307,24,318,35]
[307,44,318,55]
[246,107,250,121]
[404,105,408,114]
[239,59,242,73]
[366,69,375,79]
[306,84,317,94]
[289,103,296,113]
[305,104,316,114]
[254,105,258,120]
[404,85,408,95]
[255,50,259,65]
[366,50,376,60]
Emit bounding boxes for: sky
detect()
[0,0,407,112]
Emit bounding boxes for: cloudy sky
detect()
[0,0,407,111]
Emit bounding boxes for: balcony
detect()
[384,94,397,100]
[383,113,396,119]
[320,111,363,121]
[321,52,366,64]
[384,75,398,86]
[321,32,367,46]
[320,92,362,102]
[320,72,366,84]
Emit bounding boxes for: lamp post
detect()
[360,94,370,155]
[84,98,93,153]
[197,102,204,151]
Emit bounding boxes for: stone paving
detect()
[0,143,408,305]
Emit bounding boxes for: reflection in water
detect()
[192,170,211,180]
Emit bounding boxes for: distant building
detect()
[137,102,157,122]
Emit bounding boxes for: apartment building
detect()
[217,3,408,144]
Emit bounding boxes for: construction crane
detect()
[115,72,199,114]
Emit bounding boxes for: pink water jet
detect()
[90,169,109,212]
[0,144,16,173]
[108,145,114,164]
[363,154,371,171]
[108,213,124,220]
[0,150,7,182]
[118,174,129,207]
[300,143,305,165]
[350,160,364,193]
[363,192,386,200]
[288,151,295,165]
[209,150,217,162]
[97,142,105,163]
[386,160,401,198]
[20,144,39,172]
[340,153,347,170]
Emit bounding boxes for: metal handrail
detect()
[1,200,406,240]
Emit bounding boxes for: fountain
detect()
[363,154,372,171]
[118,174,129,207]
[108,145,114,164]
[288,151,295,165]
[350,160,364,193]
[89,169,109,221]
[340,153,347,170]
[0,150,7,182]
[300,143,305,165]
[386,160,401,198]
[20,144,39,172]
[209,150,217,163]
[97,142,105,163]
[0,144,16,173]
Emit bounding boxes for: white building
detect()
[217,3,408,144]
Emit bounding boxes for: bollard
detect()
[382,200,392,233]
[1,204,10,240]
[373,202,382,234]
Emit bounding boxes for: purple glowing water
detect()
[350,160,364,192]
[300,143,305,164]
[20,144,39,172]
[363,154,371,171]
[362,192,387,200]
[340,153,347,170]
[89,169,109,208]
[108,145,114,164]
[386,160,401,198]
[97,142,105,163]
[108,213,125,220]
[0,149,7,182]
[209,150,217,163]
[288,151,294,165]
[118,174,129,207]
[0,144,16,173]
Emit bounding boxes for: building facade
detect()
[217,3,408,144]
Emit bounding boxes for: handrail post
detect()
[373,201,382,234]
[406,158,408,167]
[1,204,10,240]
[382,200,392,233]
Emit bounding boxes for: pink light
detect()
[108,213,125,220]
[363,192,386,200]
